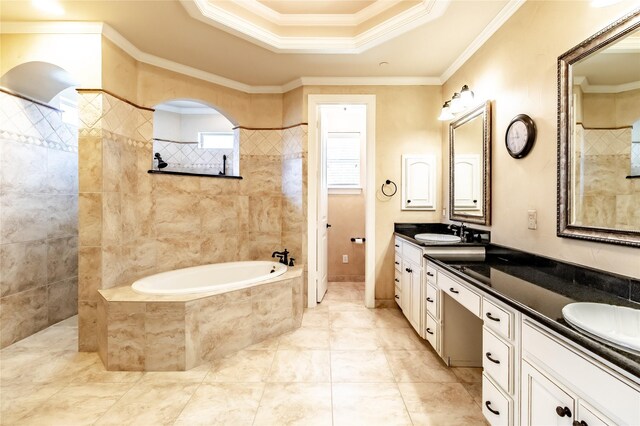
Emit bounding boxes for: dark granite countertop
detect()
[423,244,640,378]
[394,223,489,247]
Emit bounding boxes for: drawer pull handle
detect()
[426,328,434,335]
[395,278,399,283]
[486,312,501,322]
[395,244,400,248]
[485,352,500,364]
[485,401,500,416]
[449,288,459,294]
[405,268,413,273]
[395,295,400,299]
[395,261,399,265]
[426,272,434,277]
[555,406,572,418]
[426,297,434,303]
[572,421,588,426]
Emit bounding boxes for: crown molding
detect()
[440,0,526,83]
[575,76,640,93]
[183,0,450,54]
[233,0,403,26]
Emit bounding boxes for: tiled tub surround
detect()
[0,90,79,348]
[77,89,308,351]
[97,267,303,371]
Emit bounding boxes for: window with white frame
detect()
[326,132,362,188]
[198,132,234,149]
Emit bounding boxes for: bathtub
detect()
[131,260,288,295]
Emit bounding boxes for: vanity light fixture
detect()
[31,0,64,15]
[438,85,475,120]
[437,101,454,121]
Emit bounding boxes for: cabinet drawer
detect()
[403,242,423,266]
[426,264,437,284]
[578,401,614,426]
[425,313,439,354]
[394,270,401,288]
[394,237,402,253]
[394,285,401,307]
[483,298,513,341]
[483,374,512,426]
[483,327,512,394]
[425,283,439,320]
[394,252,401,271]
[440,272,481,317]
[522,320,640,425]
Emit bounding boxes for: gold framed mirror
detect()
[557,9,640,247]
[449,101,491,225]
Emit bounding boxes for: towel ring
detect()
[381,179,397,197]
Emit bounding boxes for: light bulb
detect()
[438,101,454,121]
[31,0,64,15]
[460,85,474,107]
[450,93,464,113]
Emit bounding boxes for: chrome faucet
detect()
[448,221,466,238]
[272,249,290,265]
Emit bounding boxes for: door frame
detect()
[307,94,376,308]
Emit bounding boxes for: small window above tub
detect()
[150,99,241,179]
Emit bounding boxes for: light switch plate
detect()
[527,210,537,230]
[342,255,348,263]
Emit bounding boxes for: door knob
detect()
[326,224,332,228]
[555,406,572,418]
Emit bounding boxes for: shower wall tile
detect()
[240,155,282,196]
[0,192,49,244]
[249,196,282,234]
[201,235,240,264]
[102,192,123,245]
[48,277,78,324]
[0,240,47,297]
[47,149,78,194]
[0,139,48,193]
[47,236,78,284]
[0,286,48,347]
[200,196,243,234]
[48,194,78,239]
[78,300,98,351]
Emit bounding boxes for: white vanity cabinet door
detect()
[425,313,440,354]
[521,360,576,426]
[577,401,615,426]
[401,154,436,210]
[483,374,512,426]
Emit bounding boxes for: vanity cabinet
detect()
[394,237,424,337]
[521,319,639,426]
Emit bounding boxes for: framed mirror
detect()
[449,101,491,225]
[558,9,640,247]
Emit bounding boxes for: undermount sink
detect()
[562,302,640,355]
[414,233,462,244]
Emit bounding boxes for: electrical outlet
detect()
[342,255,349,264]
[442,208,446,218]
[527,210,537,230]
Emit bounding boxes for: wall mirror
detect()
[152,99,240,177]
[449,101,491,225]
[558,9,640,247]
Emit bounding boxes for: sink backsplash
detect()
[394,223,491,244]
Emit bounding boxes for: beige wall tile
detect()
[46,149,78,194]
[78,193,102,246]
[198,295,253,361]
[120,239,157,284]
[101,245,124,289]
[200,196,242,234]
[155,238,201,271]
[240,155,282,196]
[151,173,200,195]
[47,277,78,324]
[78,246,101,301]
[47,194,78,239]
[199,176,240,195]
[252,281,293,342]
[200,235,239,264]
[97,296,107,364]
[0,286,48,348]
[249,196,282,233]
[78,300,97,351]
[155,193,200,237]
[145,303,186,371]
[47,236,78,284]
[238,232,282,261]
[106,301,145,370]
[102,192,122,244]
[0,139,48,193]
[0,240,47,297]
[79,136,103,193]
[102,137,121,192]
[0,193,49,244]
[121,192,155,242]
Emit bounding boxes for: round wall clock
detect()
[505,114,536,159]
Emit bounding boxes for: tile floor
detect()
[0,282,486,425]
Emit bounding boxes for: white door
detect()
[402,155,436,210]
[317,111,329,302]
